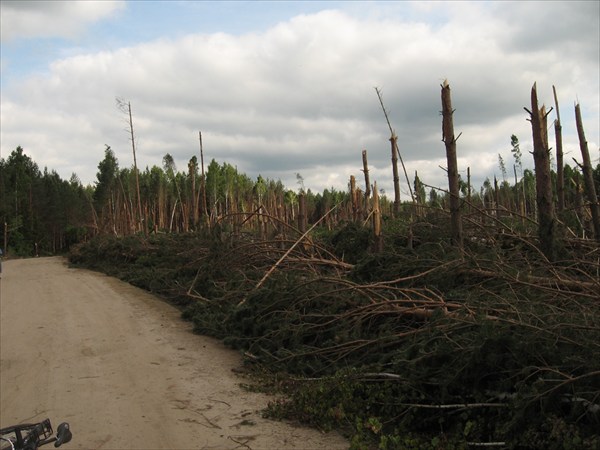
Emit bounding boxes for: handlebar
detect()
[0,419,71,450]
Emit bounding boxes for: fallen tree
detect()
[70,218,600,449]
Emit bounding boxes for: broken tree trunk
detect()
[298,192,307,234]
[526,83,556,261]
[553,86,565,213]
[372,181,383,252]
[189,158,197,228]
[390,134,401,216]
[441,80,463,249]
[575,102,600,242]
[467,166,472,215]
[350,175,358,222]
[494,176,500,218]
[362,150,371,198]
[361,149,371,218]
[374,87,415,204]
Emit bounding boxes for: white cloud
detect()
[1,4,598,197]
[0,0,125,41]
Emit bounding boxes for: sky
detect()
[1,0,599,198]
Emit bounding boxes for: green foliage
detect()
[10,134,598,449]
[498,153,507,181]
[511,134,523,175]
[94,145,119,210]
[0,146,91,256]
[70,222,600,449]
[328,222,372,263]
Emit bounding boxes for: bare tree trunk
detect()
[575,102,600,242]
[375,87,415,203]
[350,175,358,222]
[390,134,401,216]
[574,177,586,238]
[526,83,556,260]
[298,193,307,234]
[467,166,472,215]
[198,132,208,225]
[553,86,565,213]
[441,80,463,249]
[120,100,145,235]
[189,158,197,228]
[361,149,371,216]
[372,181,382,252]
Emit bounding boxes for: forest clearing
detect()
[1,82,599,449]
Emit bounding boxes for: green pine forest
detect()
[1,83,600,449]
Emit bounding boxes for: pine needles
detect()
[69,222,600,448]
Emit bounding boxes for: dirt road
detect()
[0,257,347,449]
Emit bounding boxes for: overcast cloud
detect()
[1,1,598,197]
[0,0,125,41]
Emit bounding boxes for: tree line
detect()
[2,80,600,259]
[0,145,377,256]
[1,139,598,258]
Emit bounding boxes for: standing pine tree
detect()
[94,146,119,235]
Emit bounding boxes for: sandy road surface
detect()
[0,257,347,449]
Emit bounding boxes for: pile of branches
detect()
[70,219,600,449]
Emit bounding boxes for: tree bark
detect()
[189,158,197,228]
[374,87,415,205]
[361,149,371,217]
[372,181,382,252]
[199,132,208,225]
[467,166,472,215]
[390,134,401,216]
[527,83,556,260]
[494,176,501,218]
[553,86,565,213]
[575,102,600,242]
[350,175,358,222]
[298,193,307,234]
[441,80,463,249]
[126,102,144,235]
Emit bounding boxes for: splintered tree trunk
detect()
[575,178,585,236]
[298,193,307,233]
[374,87,415,205]
[350,175,358,222]
[441,80,463,249]
[467,166,472,214]
[527,83,556,260]
[553,86,565,213]
[189,159,197,227]
[362,149,371,216]
[575,103,600,242]
[372,181,383,252]
[390,134,401,216]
